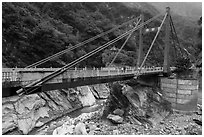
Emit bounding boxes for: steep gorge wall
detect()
[2,84,110,134]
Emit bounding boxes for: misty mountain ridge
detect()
[149,2,202,20]
[124,2,201,20]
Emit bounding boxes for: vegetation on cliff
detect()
[2,2,201,68]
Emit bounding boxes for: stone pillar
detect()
[161,77,199,112]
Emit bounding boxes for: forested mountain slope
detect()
[2,2,201,68]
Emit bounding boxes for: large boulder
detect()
[2,94,50,134]
[74,122,88,135]
[107,114,124,124]
[122,85,142,108]
[103,82,172,126]
[123,85,172,126]
[45,90,73,110]
[113,109,124,116]
[2,103,17,133]
[14,94,50,134]
[77,86,96,107]
[102,83,130,119]
[53,124,75,135]
[91,84,110,99]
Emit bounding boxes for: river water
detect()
[29,99,107,135]
[68,99,105,118]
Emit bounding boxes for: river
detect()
[28,99,107,135]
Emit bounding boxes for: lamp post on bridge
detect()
[163,7,171,74]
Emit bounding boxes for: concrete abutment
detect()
[160,77,199,112]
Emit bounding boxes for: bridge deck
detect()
[2,67,176,97]
[2,67,166,84]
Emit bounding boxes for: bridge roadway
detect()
[2,67,167,84]
[2,67,175,97]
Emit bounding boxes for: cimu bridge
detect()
[2,7,190,97]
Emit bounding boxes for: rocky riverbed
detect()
[2,84,110,135]
[27,103,202,135]
[28,82,202,135]
[3,82,202,135]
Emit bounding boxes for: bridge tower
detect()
[137,13,144,68]
[163,7,171,73]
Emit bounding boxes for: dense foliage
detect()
[175,57,191,71]
[2,2,201,68]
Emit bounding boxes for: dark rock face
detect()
[103,82,172,127]
[76,86,96,107]
[102,83,130,119]
[90,84,110,99]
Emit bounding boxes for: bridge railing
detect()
[2,67,134,82]
[2,66,168,84]
[2,71,19,82]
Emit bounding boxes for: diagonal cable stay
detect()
[25,16,141,68]
[16,13,163,95]
[108,18,141,67]
[134,12,168,78]
[169,15,195,61]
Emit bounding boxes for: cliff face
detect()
[2,84,110,134]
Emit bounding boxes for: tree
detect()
[175,56,191,72]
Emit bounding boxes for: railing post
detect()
[97,68,99,76]
[163,7,171,73]
[92,69,94,77]
[108,68,110,75]
[12,68,17,81]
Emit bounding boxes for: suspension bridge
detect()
[2,7,190,97]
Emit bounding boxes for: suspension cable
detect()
[108,18,141,67]
[169,16,184,56]
[170,27,180,55]
[25,16,141,68]
[17,13,162,95]
[170,16,196,62]
[18,27,136,95]
[170,26,178,62]
[169,16,192,57]
[169,19,183,58]
[136,13,167,76]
